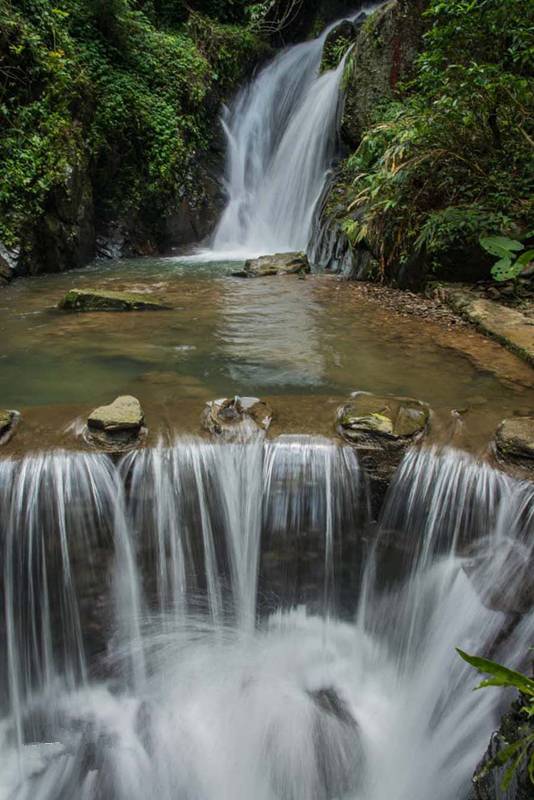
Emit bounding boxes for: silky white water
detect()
[207,5,380,259]
[0,441,532,800]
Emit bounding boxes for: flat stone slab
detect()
[233,252,311,278]
[495,416,534,463]
[59,288,172,311]
[88,395,144,432]
[437,286,534,366]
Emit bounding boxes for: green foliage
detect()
[337,0,534,280]
[0,0,265,245]
[457,649,534,790]
[479,234,534,282]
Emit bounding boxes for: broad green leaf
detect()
[456,650,534,696]
[480,236,524,256]
[516,249,534,267]
[491,256,516,282]
[502,745,528,791]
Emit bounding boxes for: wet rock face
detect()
[19,159,95,277]
[469,698,534,800]
[341,0,428,149]
[337,392,429,507]
[234,252,311,278]
[87,396,145,450]
[59,288,172,312]
[0,410,20,444]
[320,18,361,72]
[202,397,273,440]
[494,417,534,468]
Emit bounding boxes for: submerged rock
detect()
[0,409,20,444]
[202,396,272,440]
[234,252,311,278]
[59,288,171,312]
[86,395,145,450]
[494,416,534,469]
[337,392,430,503]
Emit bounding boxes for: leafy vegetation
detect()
[458,649,534,790]
[337,0,534,281]
[480,234,534,282]
[0,0,267,248]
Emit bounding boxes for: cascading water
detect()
[1,439,532,800]
[209,5,380,257]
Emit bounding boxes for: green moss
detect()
[0,1,268,247]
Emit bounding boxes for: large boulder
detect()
[59,288,171,312]
[202,396,273,440]
[494,416,534,474]
[0,410,20,444]
[234,252,311,278]
[336,391,430,504]
[341,0,428,149]
[86,395,145,450]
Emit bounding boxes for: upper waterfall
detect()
[209,6,377,258]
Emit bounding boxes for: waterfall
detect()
[1,440,532,799]
[209,5,379,258]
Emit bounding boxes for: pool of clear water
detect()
[1,256,532,452]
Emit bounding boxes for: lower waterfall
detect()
[0,440,532,800]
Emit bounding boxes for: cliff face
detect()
[311,0,429,284]
[341,0,428,149]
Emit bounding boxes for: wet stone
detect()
[59,288,172,312]
[0,409,20,444]
[337,392,429,446]
[233,252,311,278]
[86,395,145,451]
[494,415,534,470]
[336,392,430,510]
[202,396,272,440]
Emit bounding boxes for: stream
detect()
[0,4,533,799]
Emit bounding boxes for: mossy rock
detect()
[336,392,430,510]
[59,288,172,312]
[86,395,145,451]
[337,392,429,445]
[0,409,20,444]
[235,252,311,278]
[320,18,361,73]
[341,0,428,149]
[494,416,534,468]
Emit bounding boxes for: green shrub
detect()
[337,0,534,280]
[0,0,265,245]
